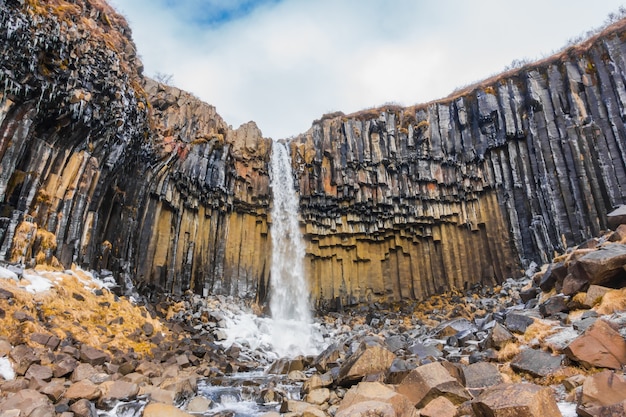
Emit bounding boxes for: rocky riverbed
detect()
[1,226,626,416]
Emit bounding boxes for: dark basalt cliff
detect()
[1,0,626,308]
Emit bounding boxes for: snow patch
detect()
[21,273,55,293]
[0,357,15,381]
[0,266,18,281]
[558,401,577,417]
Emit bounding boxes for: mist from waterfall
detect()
[268,140,315,357]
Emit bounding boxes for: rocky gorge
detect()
[0,0,626,416]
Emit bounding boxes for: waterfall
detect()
[268,140,314,357]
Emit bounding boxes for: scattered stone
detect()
[97,380,139,409]
[139,385,176,404]
[472,383,562,417]
[40,379,66,402]
[539,295,569,318]
[579,370,626,409]
[335,382,418,417]
[565,319,626,369]
[30,332,61,350]
[538,262,567,292]
[337,342,395,387]
[396,362,471,408]
[9,344,39,375]
[64,380,101,401]
[0,288,14,299]
[143,403,192,417]
[69,398,98,417]
[407,342,443,360]
[486,322,515,349]
[607,205,626,229]
[0,390,52,417]
[305,388,330,405]
[142,322,155,337]
[419,395,457,417]
[572,243,626,286]
[70,363,98,382]
[582,284,612,308]
[462,361,504,393]
[510,349,565,378]
[504,312,535,334]
[186,396,212,413]
[25,363,53,382]
[79,345,109,366]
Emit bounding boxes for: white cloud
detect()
[109,0,626,139]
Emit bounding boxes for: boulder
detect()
[313,343,343,372]
[0,389,52,416]
[510,349,565,378]
[186,396,212,413]
[337,342,395,386]
[40,379,67,402]
[407,342,443,360]
[29,333,60,350]
[9,344,39,375]
[24,364,53,382]
[539,295,569,318]
[504,312,535,334]
[462,361,504,393]
[139,385,176,404]
[97,380,140,409]
[579,370,626,408]
[395,362,471,408]
[69,398,98,417]
[572,243,626,286]
[486,322,515,349]
[79,345,109,366]
[143,403,194,417]
[419,396,457,417]
[472,383,562,417]
[64,380,101,401]
[538,262,567,292]
[582,285,612,308]
[53,355,79,378]
[70,363,99,382]
[305,388,330,405]
[565,319,626,369]
[335,381,418,417]
[607,205,626,230]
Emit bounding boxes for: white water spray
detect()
[268,141,315,357]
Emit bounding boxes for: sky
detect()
[108,0,626,139]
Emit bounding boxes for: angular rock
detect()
[25,364,53,382]
[143,403,194,417]
[9,344,39,376]
[335,382,418,417]
[419,396,457,417]
[186,396,212,413]
[486,322,515,349]
[40,379,67,402]
[396,362,471,408]
[136,361,163,378]
[572,243,626,286]
[313,343,343,373]
[504,312,535,334]
[407,342,443,360]
[79,345,109,366]
[337,342,395,387]
[0,390,52,416]
[305,388,330,405]
[462,362,504,393]
[29,333,60,350]
[69,398,98,417]
[64,380,101,401]
[139,385,176,404]
[71,363,99,382]
[539,295,569,318]
[510,349,565,378]
[53,355,79,378]
[97,380,140,409]
[579,370,626,408]
[472,383,562,417]
[582,285,612,308]
[539,262,567,292]
[565,319,626,369]
[607,205,626,230]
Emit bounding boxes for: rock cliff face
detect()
[1,0,626,308]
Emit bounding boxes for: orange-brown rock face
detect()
[2,0,626,308]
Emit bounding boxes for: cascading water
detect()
[268,140,316,357]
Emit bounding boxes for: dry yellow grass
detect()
[0,268,169,358]
[594,288,626,315]
[496,341,521,361]
[522,320,558,344]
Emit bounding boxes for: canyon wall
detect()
[1,0,626,308]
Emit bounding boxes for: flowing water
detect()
[268,140,317,357]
